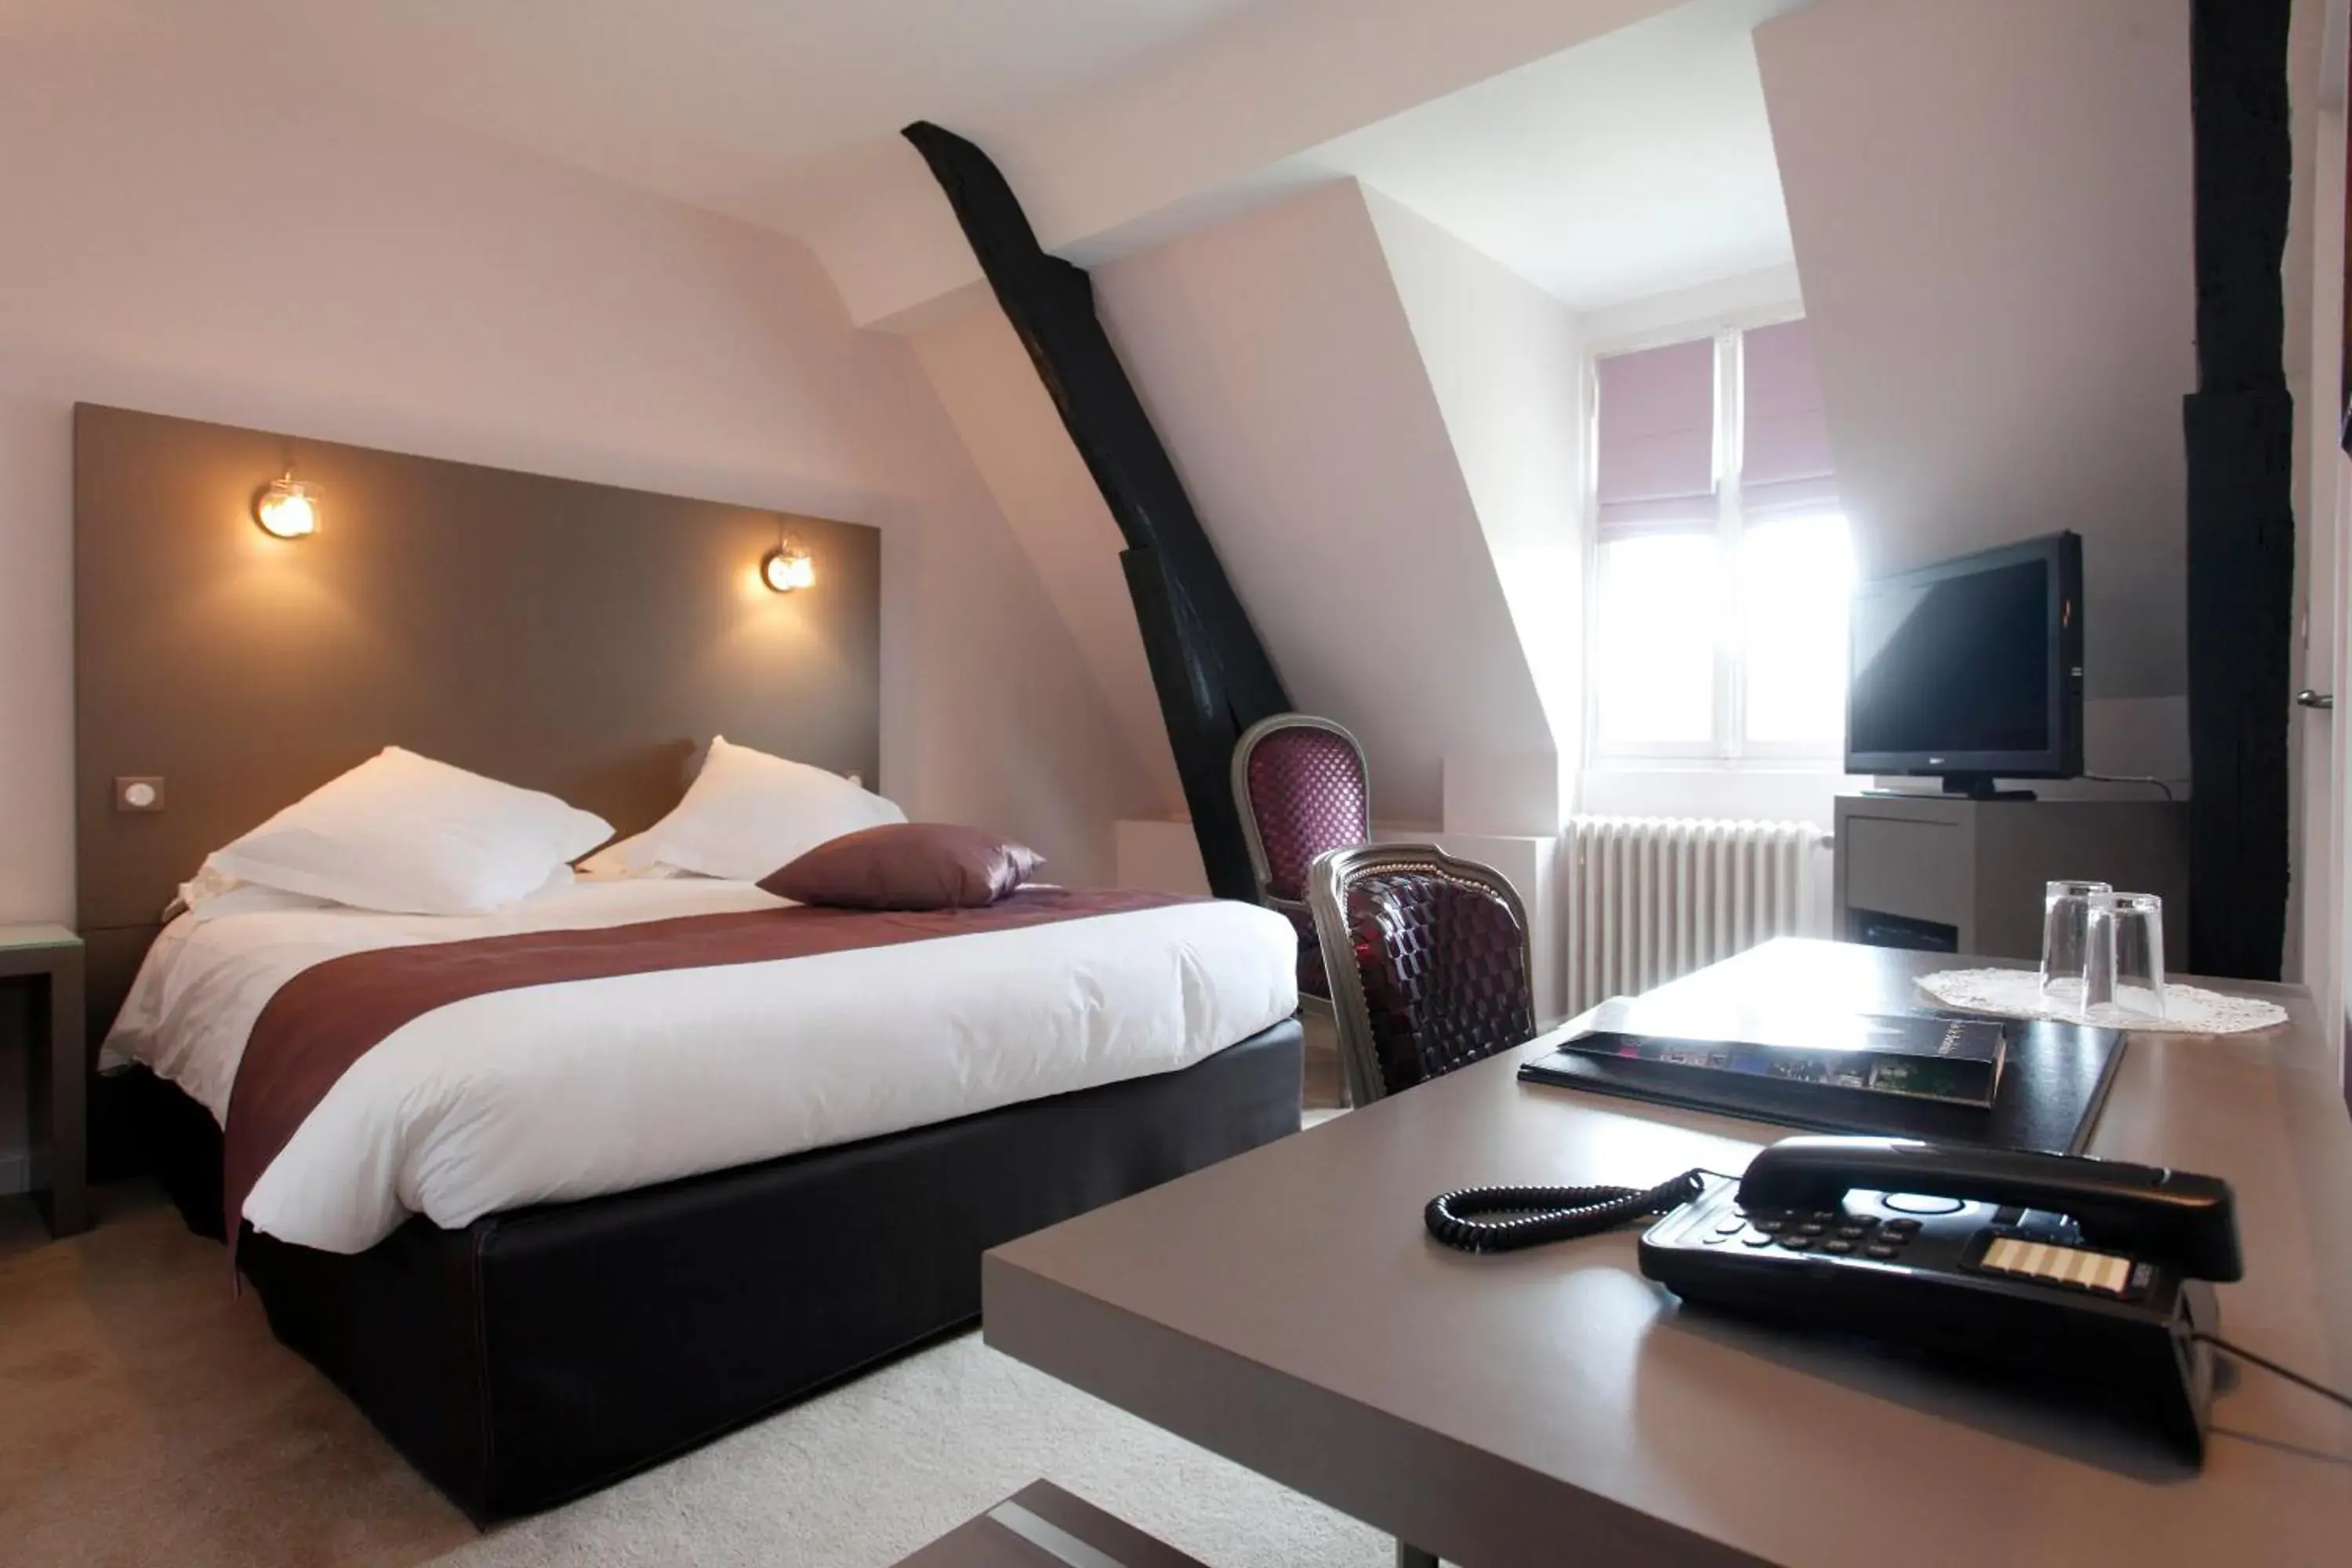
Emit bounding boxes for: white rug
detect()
[429,1332,1386,1568]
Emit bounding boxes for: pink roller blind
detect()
[1595,337,1715,532]
[1740,318,1838,518]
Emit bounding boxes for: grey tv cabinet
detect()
[1831,794,2189,964]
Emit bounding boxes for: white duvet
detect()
[103,879,1299,1254]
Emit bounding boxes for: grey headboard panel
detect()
[74,402,881,1037]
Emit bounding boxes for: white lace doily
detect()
[1915,968,2289,1035]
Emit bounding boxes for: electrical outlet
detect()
[115,776,165,812]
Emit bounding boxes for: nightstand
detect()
[1,924,87,1236]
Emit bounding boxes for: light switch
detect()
[115,776,165,812]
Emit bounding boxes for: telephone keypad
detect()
[1684,1196,1930,1267]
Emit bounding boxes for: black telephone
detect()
[1634,1136,2241,1462]
[1424,1134,2257,1461]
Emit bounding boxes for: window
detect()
[1588,318,1853,761]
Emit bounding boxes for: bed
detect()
[71,406,1305,1523]
[108,877,1302,1519]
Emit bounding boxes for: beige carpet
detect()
[0,1177,1378,1568]
[0,1186,481,1568]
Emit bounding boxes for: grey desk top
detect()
[983,938,2352,1568]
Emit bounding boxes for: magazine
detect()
[1554,994,2008,1109]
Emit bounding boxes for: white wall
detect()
[0,20,1149,920]
[1756,0,2198,715]
[1092,180,1555,826]
[905,180,1610,844]
[1365,191,1586,833]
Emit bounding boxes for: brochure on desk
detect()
[1519,993,2128,1155]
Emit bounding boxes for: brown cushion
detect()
[758,823,1044,910]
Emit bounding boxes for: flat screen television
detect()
[1846,532,2083,798]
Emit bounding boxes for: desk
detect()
[0,924,86,1236]
[982,939,2352,1567]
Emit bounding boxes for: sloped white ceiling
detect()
[82,0,1265,213]
[42,0,1703,330]
[1297,0,1803,311]
[1757,0,2196,700]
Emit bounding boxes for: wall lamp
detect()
[761,534,815,593]
[254,470,321,539]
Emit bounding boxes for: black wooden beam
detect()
[2183,0,2296,981]
[903,122,1290,901]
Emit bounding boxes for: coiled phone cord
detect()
[1425,1170,1708,1253]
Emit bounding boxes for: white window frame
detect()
[1582,303,1846,770]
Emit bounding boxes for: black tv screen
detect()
[1846,533,2082,788]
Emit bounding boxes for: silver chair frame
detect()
[1305,843,1535,1108]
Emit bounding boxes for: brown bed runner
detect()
[223,886,1193,1255]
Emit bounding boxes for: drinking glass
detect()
[2086,892,2166,1022]
[2039,880,2111,1014]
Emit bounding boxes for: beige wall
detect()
[906,305,1183,818]
[2286,0,2348,996]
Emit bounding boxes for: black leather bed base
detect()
[125,1019,1302,1523]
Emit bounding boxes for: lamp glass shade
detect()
[256,477,321,539]
[762,544,815,593]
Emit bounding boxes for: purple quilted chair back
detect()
[1232,714,1370,1004]
[1306,845,1535,1104]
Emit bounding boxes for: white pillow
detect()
[180,862,581,923]
[172,863,340,924]
[575,833,696,881]
[205,747,612,916]
[623,736,902,881]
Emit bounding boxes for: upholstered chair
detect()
[1230,713,1372,1013]
[1306,844,1537,1107]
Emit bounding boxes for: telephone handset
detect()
[1731,1136,2242,1279]
[1635,1136,2245,1462]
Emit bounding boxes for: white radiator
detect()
[1565,815,1828,1016]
